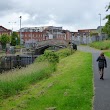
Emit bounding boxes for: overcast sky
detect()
[0,0,109,31]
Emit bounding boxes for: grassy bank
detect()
[0,48,73,99]
[0,51,93,110]
[89,40,110,50]
[0,62,55,98]
[104,51,110,58]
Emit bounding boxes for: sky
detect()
[0,0,110,32]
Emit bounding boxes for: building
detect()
[0,26,11,36]
[78,29,97,36]
[18,27,48,48]
[18,26,72,48]
[0,26,12,50]
[44,26,64,39]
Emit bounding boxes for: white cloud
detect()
[0,0,109,31]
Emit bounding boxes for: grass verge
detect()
[0,62,55,99]
[104,51,110,58]
[89,40,110,50]
[0,51,93,110]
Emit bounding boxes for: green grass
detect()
[104,51,110,58]
[0,51,5,57]
[0,51,93,110]
[0,62,55,99]
[15,45,25,49]
[89,40,110,50]
[0,48,73,99]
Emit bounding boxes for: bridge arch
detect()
[35,39,68,55]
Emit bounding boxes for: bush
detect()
[37,48,75,62]
[37,50,59,64]
[44,50,59,63]
[36,54,46,62]
[56,48,74,58]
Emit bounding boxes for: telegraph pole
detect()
[19,16,22,45]
[8,21,16,33]
[99,13,101,36]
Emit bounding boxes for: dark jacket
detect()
[97,56,107,68]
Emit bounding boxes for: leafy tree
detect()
[0,34,10,49]
[11,32,20,46]
[106,3,110,11]
[102,3,110,38]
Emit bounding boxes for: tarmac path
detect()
[78,46,110,110]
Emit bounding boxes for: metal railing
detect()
[0,55,37,73]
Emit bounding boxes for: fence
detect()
[0,55,37,73]
[72,34,108,45]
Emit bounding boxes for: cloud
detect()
[0,0,109,31]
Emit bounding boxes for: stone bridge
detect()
[35,39,69,54]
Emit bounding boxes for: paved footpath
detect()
[78,46,110,110]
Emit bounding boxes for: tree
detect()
[0,34,10,49]
[106,3,110,11]
[102,3,110,38]
[11,32,20,46]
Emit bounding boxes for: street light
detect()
[15,37,18,45]
[69,35,73,54]
[8,21,16,33]
[19,16,22,45]
[98,13,101,36]
[30,29,33,48]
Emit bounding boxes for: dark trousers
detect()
[99,67,104,79]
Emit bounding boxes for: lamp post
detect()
[30,29,33,48]
[19,16,22,45]
[70,35,73,54]
[99,13,101,37]
[15,37,18,45]
[8,22,16,45]
[8,22,16,33]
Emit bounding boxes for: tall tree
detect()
[11,32,20,46]
[106,3,110,11]
[0,34,10,49]
[102,3,110,38]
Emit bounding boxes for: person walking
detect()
[96,52,107,80]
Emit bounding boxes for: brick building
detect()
[18,26,72,48]
[78,29,97,36]
[0,26,12,50]
[0,26,11,36]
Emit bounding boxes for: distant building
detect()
[0,26,12,50]
[0,26,11,36]
[44,26,63,39]
[18,26,72,47]
[78,29,97,36]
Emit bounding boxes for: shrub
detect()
[56,48,74,58]
[37,48,75,62]
[37,50,59,64]
[36,54,46,62]
[44,50,59,63]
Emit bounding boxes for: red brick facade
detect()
[0,26,11,36]
[21,31,47,42]
[18,27,72,46]
[78,29,97,36]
